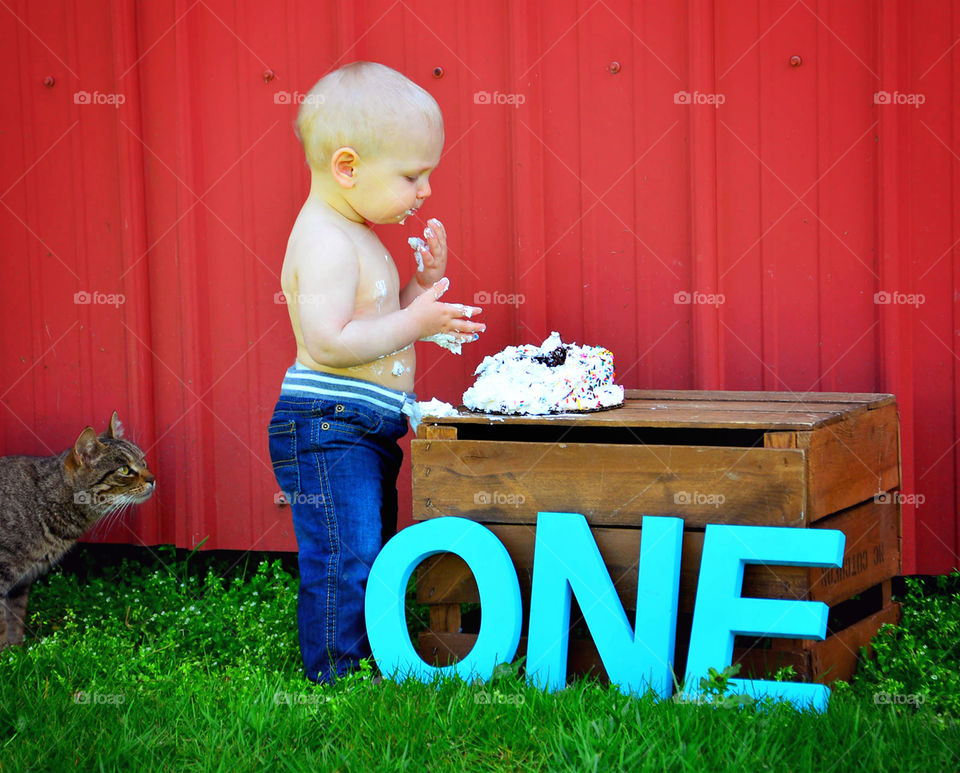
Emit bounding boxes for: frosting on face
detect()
[462,332,624,415]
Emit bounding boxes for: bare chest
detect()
[353,238,401,316]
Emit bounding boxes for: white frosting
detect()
[408,237,427,272]
[374,279,387,312]
[391,360,405,376]
[418,398,459,418]
[462,332,624,415]
[421,333,462,355]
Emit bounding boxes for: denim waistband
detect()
[280,363,421,428]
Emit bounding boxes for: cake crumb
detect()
[418,398,459,418]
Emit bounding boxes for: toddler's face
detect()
[350,128,443,225]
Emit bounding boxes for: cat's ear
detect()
[108,411,124,439]
[68,427,103,471]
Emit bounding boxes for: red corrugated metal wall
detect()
[1,0,957,574]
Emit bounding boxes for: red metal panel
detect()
[1,0,958,572]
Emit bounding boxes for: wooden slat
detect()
[417,632,616,675]
[428,604,461,634]
[807,499,901,607]
[415,498,899,610]
[419,425,458,439]
[417,632,812,682]
[413,440,806,527]
[809,603,901,684]
[417,526,804,613]
[417,392,896,434]
[418,603,901,685]
[805,403,900,520]
[420,403,845,430]
[623,390,895,407]
[765,405,901,521]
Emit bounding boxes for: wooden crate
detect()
[411,390,902,685]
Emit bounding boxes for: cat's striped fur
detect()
[0,412,155,649]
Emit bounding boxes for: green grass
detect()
[1,550,958,772]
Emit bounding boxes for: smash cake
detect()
[461,332,624,415]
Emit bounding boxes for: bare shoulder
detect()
[283,208,358,283]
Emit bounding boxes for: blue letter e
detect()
[683,524,844,711]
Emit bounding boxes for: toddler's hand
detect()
[412,218,447,286]
[409,277,485,344]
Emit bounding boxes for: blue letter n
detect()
[526,512,683,698]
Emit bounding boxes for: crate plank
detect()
[764,405,900,521]
[420,425,459,439]
[415,498,898,611]
[416,603,901,685]
[417,393,896,434]
[418,632,811,683]
[803,403,900,520]
[807,499,901,607]
[623,390,895,407]
[428,604,461,633]
[809,603,901,683]
[413,440,806,527]
[420,405,838,431]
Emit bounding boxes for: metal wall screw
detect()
[608,61,621,74]
[433,66,444,78]
[43,76,55,87]
[790,55,803,67]
[263,69,276,83]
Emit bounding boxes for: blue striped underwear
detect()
[279,362,422,432]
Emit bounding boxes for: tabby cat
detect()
[0,412,155,649]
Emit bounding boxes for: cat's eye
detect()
[117,465,132,476]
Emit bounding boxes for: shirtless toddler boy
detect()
[268,61,484,684]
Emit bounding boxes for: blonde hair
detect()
[295,62,443,171]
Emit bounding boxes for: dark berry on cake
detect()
[532,346,568,368]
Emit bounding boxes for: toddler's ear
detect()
[330,147,359,188]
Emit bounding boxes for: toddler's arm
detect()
[294,230,483,369]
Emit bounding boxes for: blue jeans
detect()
[268,394,408,683]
